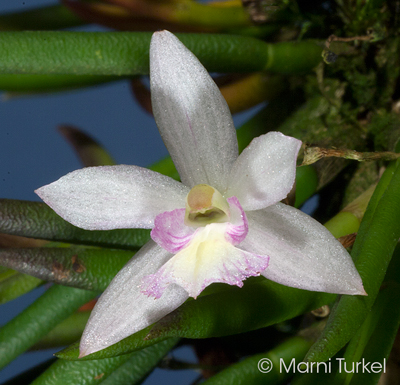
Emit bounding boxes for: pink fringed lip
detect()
[143,197,270,298]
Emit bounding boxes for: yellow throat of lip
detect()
[184,184,230,227]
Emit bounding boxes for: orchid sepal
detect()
[35,165,189,230]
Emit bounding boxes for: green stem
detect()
[294,166,319,208]
[32,311,91,350]
[324,183,376,238]
[31,338,178,385]
[0,269,42,305]
[0,248,133,291]
[0,32,322,75]
[100,339,179,385]
[0,285,97,369]
[323,211,361,239]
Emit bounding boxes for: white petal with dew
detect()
[240,203,366,295]
[225,132,301,211]
[150,30,238,191]
[143,222,269,299]
[35,165,189,230]
[79,240,189,357]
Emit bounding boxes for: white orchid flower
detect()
[36,30,365,357]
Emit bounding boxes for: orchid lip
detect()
[143,197,268,299]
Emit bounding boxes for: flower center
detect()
[184,184,230,227]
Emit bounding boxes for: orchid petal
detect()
[151,208,195,253]
[225,132,301,211]
[142,222,269,299]
[240,203,366,295]
[35,165,189,230]
[150,30,238,191]
[225,196,248,245]
[79,240,189,357]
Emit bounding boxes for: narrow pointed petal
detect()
[79,240,188,357]
[143,221,269,299]
[35,165,189,230]
[150,30,238,191]
[225,132,301,211]
[240,203,366,295]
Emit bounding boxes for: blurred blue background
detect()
[0,1,266,382]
